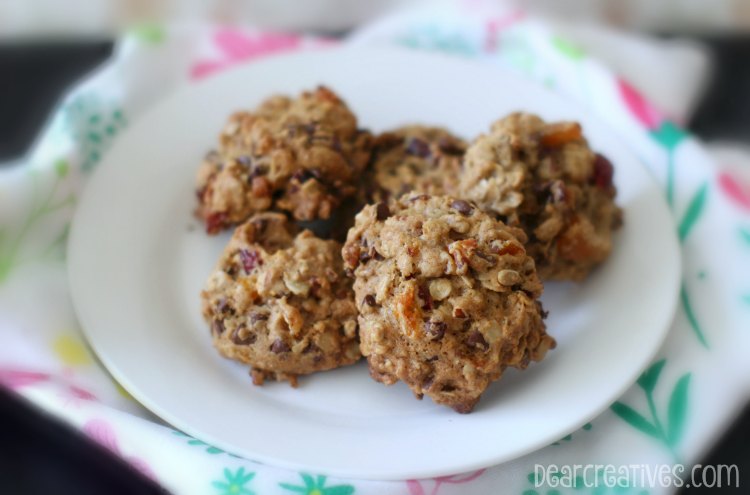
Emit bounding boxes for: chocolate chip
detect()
[424,320,446,341]
[466,330,489,350]
[237,155,252,167]
[248,164,267,180]
[211,320,225,336]
[249,312,269,323]
[302,342,318,354]
[270,338,290,354]
[405,137,431,158]
[592,153,614,189]
[252,217,268,234]
[440,383,457,392]
[239,249,262,273]
[331,136,342,152]
[231,326,256,345]
[292,169,316,183]
[450,199,473,216]
[375,202,390,221]
[364,294,377,307]
[437,137,464,155]
[417,285,433,311]
[215,298,230,314]
[303,122,317,136]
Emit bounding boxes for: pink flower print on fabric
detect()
[0,368,50,389]
[719,172,750,212]
[191,29,303,80]
[83,419,156,481]
[617,78,664,131]
[406,469,486,495]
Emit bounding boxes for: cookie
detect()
[196,86,372,233]
[359,126,466,205]
[342,195,554,413]
[202,212,361,386]
[459,112,623,281]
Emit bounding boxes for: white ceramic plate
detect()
[68,47,680,480]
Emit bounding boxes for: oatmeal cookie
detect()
[202,212,361,385]
[196,86,372,233]
[459,112,623,281]
[359,126,466,205]
[342,195,554,413]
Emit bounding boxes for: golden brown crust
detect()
[460,112,623,281]
[196,86,372,233]
[202,213,361,385]
[358,126,466,205]
[342,195,554,413]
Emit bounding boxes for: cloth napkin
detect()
[2,1,749,493]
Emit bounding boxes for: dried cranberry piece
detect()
[405,137,431,158]
[239,249,262,273]
[205,212,228,235]
[592,153,614,189]
[417,285,433,311]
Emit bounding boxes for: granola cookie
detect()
[460,113,623,281]
[359,126,466,205]
[202,212,361,385]
[196,86,372,233]
[342,195,554,413]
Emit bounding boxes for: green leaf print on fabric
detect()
[611,360,691,462]
[551,423,592,445]
[648,121,687,207]
[740,227,750,247]
[678,182,709,242]
[280,473,355,495]
[0,164,76,283]
[63,94,126,172]
[212,467,255,495]
[551,36,586,60]
[129,23,166,44]
[396,25,478,56]
[680,285,709,349]
[172,430,237,456]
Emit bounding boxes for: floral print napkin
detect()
[1,1,749,494]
